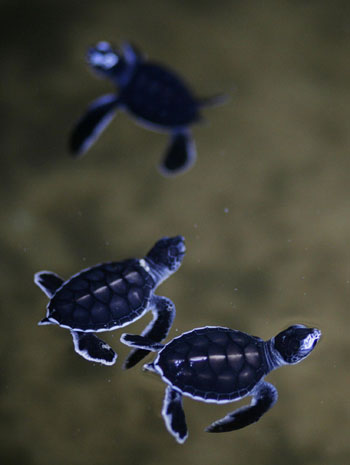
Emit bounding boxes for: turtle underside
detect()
[121,63,200,127]
[157,327,268,402]
[48,259,154,331]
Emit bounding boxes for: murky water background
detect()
[1,1,350,464]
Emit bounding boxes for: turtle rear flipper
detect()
[70,94,120,157]
[122,295,175,369]
[162,386,188,444]
[120,334,164,352]
[159,130,196,176]
[34,271,64,298]
[206,382,278,433]
[71,331,117,366]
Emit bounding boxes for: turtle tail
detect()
[198,93,230,108]
[38,317,53,326]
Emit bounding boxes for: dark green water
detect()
[1,1,349,464]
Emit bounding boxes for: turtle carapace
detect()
[69,41,227,176]
[121,324,321,443]
[35,236,185,368]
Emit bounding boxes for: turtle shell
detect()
[48,259,154,331]
[120,63,200,127]
[156,327,269,402]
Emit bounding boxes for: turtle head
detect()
[145,236,186,284]
[86,41,126,81]
[273,324,321,365]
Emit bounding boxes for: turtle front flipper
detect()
[162,386,188,444]
[71,331,117,366]
[69,93,120,157]
[206,382,278,433]
[34,270,64,298]
[121,41,144,66]
[122,296,175,369]
[159,130,196,176]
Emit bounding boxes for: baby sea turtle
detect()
[69,41,227,176]
[34,236,186,368]
[121,324,321,443]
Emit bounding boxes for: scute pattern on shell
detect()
[158,327,268,402]
[48,259,154,330]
